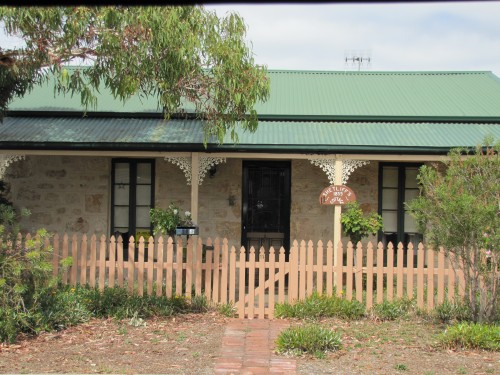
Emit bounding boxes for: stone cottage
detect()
[1,69,500,256]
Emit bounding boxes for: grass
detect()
[438,322,499,351]
[275,323,342,357]
[275,292,366,320]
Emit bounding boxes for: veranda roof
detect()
[3,69,500,154]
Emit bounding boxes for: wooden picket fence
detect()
[19,233,470,319]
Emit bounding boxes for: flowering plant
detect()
[150,202,193,237]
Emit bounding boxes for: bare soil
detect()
[0,314,498,375]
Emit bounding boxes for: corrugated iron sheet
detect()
[9,70,500,119]
[2,117,499,152]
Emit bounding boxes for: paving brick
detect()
[214,319,296,374]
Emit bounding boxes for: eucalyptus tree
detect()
[0,6,270,143]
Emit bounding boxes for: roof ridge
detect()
[266,70,491,75]
[56,65,491,75]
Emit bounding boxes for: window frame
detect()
[377,162,422,248]
[111,158,155,241]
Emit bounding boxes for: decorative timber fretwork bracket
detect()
[164,155,226,185]
[0,154,25,180]
[308,157,370,185]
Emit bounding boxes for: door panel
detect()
[242,161,291,259]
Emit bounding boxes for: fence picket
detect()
[117,236,124,288]
[366,242,374,309]
[326,241,333,296]
[427,245,435,309]
[80,234,88,285]
[299,240,306,300]
[278,247,286,304]
[205,249,213,302]
[346,242,354,300]
[407,242,414,299]
[220,239,229,304]
[248,247,256,319]
[437,247,445,305]
[109,235,116,288]
[268,247,276,319]
[417,243,425,308]
[185,237,193,299]
[127,236,135,293]
[71,234,78,286]
[258,247,265,319]
[229,246,236,304]
[396,243,404,299]
[138,237,145,296]
[175,239,183,297]
[52,233,60,277]
[238,247,246,319]
[147,236,154,296]
[17,233,482,320]
[195,238,203,297]
[307,240,314,297]
[99,234,106,291]
[317,241,324,296]
[376,242,384,304]
[387,243,394,301]
[212,238,220,303]
[166,237,174,298]
[289,241,298,303]
[156,236,164,297]
[336,242,344,297]
[356,241,363,303]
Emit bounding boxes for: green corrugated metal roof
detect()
[1,117,499,153]
[8,69,500,121]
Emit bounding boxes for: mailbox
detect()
[175,226,199,235]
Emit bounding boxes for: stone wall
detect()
[3,155,382,246]
[4,155,110,234]
[155,158,242,244]
[290,160,379,244]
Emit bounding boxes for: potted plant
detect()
[150,202,193,238]
[341,201,383,244]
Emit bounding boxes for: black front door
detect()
[242,161,291,257]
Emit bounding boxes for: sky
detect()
[1,2,499,76]
[205,2,500,76]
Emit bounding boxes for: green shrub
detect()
[372,298,414,321]
[275,292,365,320]
[275,323,342,357]
[190,295,209,313]
[438,322,499,351]
[433,300,472,323]
[0,226,58,343]
[217,302,236,317]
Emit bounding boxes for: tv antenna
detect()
[345,50,372,71]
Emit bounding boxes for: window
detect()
[111,159,155,250]
[378,164,422,250]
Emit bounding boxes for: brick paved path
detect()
[214,319,297,374]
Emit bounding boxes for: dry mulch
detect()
[0,313,229,374]
[0,314,498,375]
